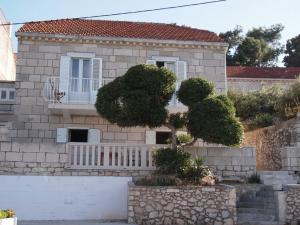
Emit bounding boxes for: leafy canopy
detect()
[220,24,284,66]
[95,64,176,128]
[283,34,300,67]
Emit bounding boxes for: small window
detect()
[156,61,165,68]
[9,91,15,100]
[69,129,88,142]
[1,90,6,100]
[156,131,172,144]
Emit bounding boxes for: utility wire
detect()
[0,0,226,26]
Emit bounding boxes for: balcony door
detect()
[69,58,92,103]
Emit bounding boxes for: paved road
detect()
[19,221,136,225]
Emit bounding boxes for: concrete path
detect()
[19,221,135,225]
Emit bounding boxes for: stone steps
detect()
[237,185,279,225]
[258,171,298,190]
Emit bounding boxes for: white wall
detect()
[0,175,132,220]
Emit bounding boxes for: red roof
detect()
[17,19,223,43]
[227,66,300,79]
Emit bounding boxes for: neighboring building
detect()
[0,9,15,81]
[0,19,228,176]
[227,66,300,92]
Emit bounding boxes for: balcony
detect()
[67,142,166,170]
[44,77,187,117]
[44,77,113,116]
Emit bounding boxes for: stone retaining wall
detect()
[185,147,256,178]
[284,184,300,224]
[128,184,236,225]
[0,142,150,177]
[281,147,300,172]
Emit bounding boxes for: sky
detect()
[1,0,300,65]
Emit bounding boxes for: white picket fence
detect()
[67,143,166,170]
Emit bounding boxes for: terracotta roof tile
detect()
[227,66,300,79]
[17,19,223,43]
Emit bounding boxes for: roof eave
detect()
[16,31,228,49]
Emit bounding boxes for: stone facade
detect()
[185,147,256,178]
[128,184,236,225]
[284,184,300,224]
[227,78,295,92]
[10,34,226,144]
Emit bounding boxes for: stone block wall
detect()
[128,184,237,225]
[284,184,300,224]
[281,147,300,172]
[0,142,151,177]
[185,147,256,178]
[12,37,226,143]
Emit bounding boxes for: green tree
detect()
[220,24,284,66]
[283,34,300,67]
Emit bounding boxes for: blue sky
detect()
[1,0,299,64]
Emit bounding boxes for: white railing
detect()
[67,143,165,170]
[44,77,113,104]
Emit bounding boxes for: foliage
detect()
[135,176,177,186]
[167,113,186,129]
[187,95,244,146]
[277,78,300,119]
[253,113,274,127]
[153,148,191,175]
[284,34,300,67]
[220,24,284,66]
[228,87,283,122]
[247,174,261,184]
[177,133,193,145]
[177,77,214,107]
[0,209,15,219]
[95,64,176,128]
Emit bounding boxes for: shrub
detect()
[247,174,261,184]
[153,148,191,175]
[0,209,15,219]
[228,87,282,122]
[187,96,244,146]
[254,113,274,127]
[177,133,193,145]
[177,77,214,107]
[135,176,177,186]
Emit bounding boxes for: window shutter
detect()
[145,131,156,144]
[88,129,101,144]
[57,128,68,143]
[90,58,102,103]
[176,61,187,81]
[59,56,71,103]
[146,60,156,65]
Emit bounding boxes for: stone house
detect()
[227,66,300,92]
[0,19,236,176]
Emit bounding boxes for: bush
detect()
[95,64,176,128]
[0,209,15,219]
[177,133,193,145]
[177,77,214,107]
[187,96,244,146]
[135,176,177,186]
[247,173,261,184]
[254,113,274,127]
[228,87,282,122]
[153,148,191,175]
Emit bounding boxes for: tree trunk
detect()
[165,124,177,149]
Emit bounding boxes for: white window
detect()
[146,57,187,106]
[59,55,102,104]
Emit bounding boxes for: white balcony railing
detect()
[44,77,113,104]
[67,143,164,170]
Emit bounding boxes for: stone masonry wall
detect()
[242,118,296,171]
[185,147,256,178]
[12,37,226,143]
[284,184,300,224]
[0,142,151,177]
[128,184,237,225]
